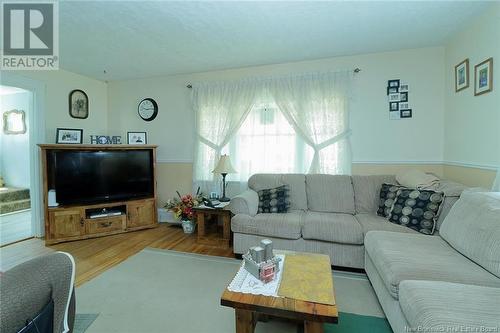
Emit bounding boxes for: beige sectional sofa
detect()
[230,174,500,332]
[365,191,500,332]
[230,173,464,269]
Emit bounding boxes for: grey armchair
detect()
[0,252,76,333]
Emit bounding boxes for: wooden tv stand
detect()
[39,144,159,245]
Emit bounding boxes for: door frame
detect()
[1,72,46,237]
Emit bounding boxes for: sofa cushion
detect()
[435,195,459,230]
[305,175,355,214]
[399,280,500,332]
[352,175,396,214]
[302,212,363,244]
[355,214,418,236]
[257,185,290,213]
[434,179,468,230]
[364,231,500,300]
[248,174,307,211]
[231,211,303,240]
[439,191,500,278]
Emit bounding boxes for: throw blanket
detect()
[396,170,440,189]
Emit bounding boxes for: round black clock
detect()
[138,98,158,121]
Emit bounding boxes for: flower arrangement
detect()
[165,189,202,221]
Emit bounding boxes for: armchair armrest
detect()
[230,189,259,216]
[0,252,76,333]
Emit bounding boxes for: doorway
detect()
[0,85,33,245]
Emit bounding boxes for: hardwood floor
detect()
[0,224,235,286]
[0,210,32,246]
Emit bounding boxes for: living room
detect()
[0,1,499,333]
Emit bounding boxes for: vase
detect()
[181,219,195,234]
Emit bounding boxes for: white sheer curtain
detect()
[269,71,353,174]
[222,102,313,195]
[191,80,258,194]
[191,70,353,196]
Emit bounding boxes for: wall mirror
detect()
[3,110,27,134]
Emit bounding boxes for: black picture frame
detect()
[399,92,408,102]
[127,131,147,144]
[69,89,89,119]
[56,128,83,144]
[387,87,399,95]
[388,79,400,88]
[400,109,412,118]
[399,102,409,110]
[389,102,399,111]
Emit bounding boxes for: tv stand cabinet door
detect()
[127,200,155,229]
[49,209,84,240]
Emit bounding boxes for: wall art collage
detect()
[387,79,412,120]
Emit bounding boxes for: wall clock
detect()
[138,98,158,121]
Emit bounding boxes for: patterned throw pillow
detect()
[377,183,401,218]
[257,185,290,214]
[388,188,444,235]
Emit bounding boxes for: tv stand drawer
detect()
[85,215,126,235]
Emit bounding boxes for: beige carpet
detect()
[76,248,384,333]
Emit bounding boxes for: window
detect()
[222,103,313,184]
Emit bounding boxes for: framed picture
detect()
[127,131,147,144]
[387,87,399,95]
[69,89,89,119]
[388,79,400,88]
[56,128,83,144]
[474,58,493,96]
[399,83,409,92]
[399,92,408,102]
[388,93,400,102]
[455,59,469,92]
[399,102,409,110]
[400,109,412,118]
[389,102,399,111]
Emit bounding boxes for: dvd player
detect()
[89,210,123,219]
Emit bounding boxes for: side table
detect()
[194,204,232,248]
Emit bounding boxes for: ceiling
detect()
[59,1,491,81]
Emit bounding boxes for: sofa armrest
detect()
[230,189,259,216]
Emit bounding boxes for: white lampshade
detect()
[213,155,236,174]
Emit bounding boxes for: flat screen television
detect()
[47,149,154,205]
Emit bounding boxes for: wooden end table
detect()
[221,252,338,333]
[194,205,232,248]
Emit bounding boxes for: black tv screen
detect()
[48,150,154,205]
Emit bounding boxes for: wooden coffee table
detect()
[221,252,338,333]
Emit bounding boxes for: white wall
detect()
[444,3,500,170]
[0,91,31,188]
[108,46,445,164]
[6,70,109,144]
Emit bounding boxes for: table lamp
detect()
[213,154,236,202]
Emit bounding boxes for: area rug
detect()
[76,248,391,333]
[73,314,99,333]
